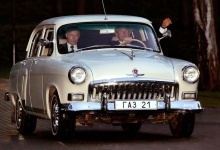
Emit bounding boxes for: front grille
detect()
[89,80,178,102]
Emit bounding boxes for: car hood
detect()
[61,49,175,81]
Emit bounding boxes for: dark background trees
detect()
[0,0,219,90]
[193,0,219,90]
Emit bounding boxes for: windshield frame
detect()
[57,22,162,54]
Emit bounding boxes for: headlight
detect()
[68,66,86,84]
[182,66,200,83]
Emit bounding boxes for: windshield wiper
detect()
[120,45,154,51]
[77,45,112,52]
[113,48,135,60]
[113,45,158,60]
[77,45,135,60]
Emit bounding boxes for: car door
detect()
[29,27,54,115]
[17,28,43,112]
[18,26,54,116]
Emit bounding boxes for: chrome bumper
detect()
[61,100,203,113]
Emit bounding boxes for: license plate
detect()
[115,100,157,110]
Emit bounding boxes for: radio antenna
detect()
[102,0,108,20]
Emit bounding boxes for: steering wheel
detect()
[119,39,146,48]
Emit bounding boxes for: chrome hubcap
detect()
[16,101,23,127]
[52,96,59,133]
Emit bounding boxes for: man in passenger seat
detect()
[59,28,81,54]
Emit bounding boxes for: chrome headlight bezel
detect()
[68,66,87,84]
[182,65,200,84]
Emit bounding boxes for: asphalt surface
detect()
[0,78,220,150]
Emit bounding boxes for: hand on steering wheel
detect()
[119,38,146,48]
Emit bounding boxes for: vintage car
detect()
[6,15,203,139]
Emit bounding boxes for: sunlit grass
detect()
[198,91,220,108]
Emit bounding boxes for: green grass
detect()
[0,67,10,79]
[198,91,220,108]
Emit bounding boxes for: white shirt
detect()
[67,43,77,52]
[159,27,167,34]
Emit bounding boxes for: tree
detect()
[193,0,219,90]
[55,0,63,16]
[77,0,86,14]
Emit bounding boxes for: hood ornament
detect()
[127,68,145,77]
[130,49,135,60]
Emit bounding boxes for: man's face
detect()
[65,30,80,45]
[115,28,130,41]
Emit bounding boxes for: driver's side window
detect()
[40,28,54,56]
[29,31,42,57]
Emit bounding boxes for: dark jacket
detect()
[58,43,68,54]
[58,43,83,54]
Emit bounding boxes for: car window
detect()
[40,28,54,56]
[57,23,160,54]
[29,30,43,57]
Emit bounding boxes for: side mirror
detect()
[158,30,172,41]
[39,38,52,46]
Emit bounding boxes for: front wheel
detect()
[15,100,37,134]
[51,92,76,139]
[169,113,195,138]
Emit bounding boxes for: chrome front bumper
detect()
[61,100,203,113]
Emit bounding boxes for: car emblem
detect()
[127,68,145,77]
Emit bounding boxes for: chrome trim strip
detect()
[90,78,176,85]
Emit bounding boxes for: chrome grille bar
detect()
[89,81,178,101]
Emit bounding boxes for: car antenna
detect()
[102,0,108,20]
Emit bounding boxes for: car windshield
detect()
[57,23,160,54]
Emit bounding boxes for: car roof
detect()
[37,15,152,27]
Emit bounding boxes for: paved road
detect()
[0,79,220,150]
